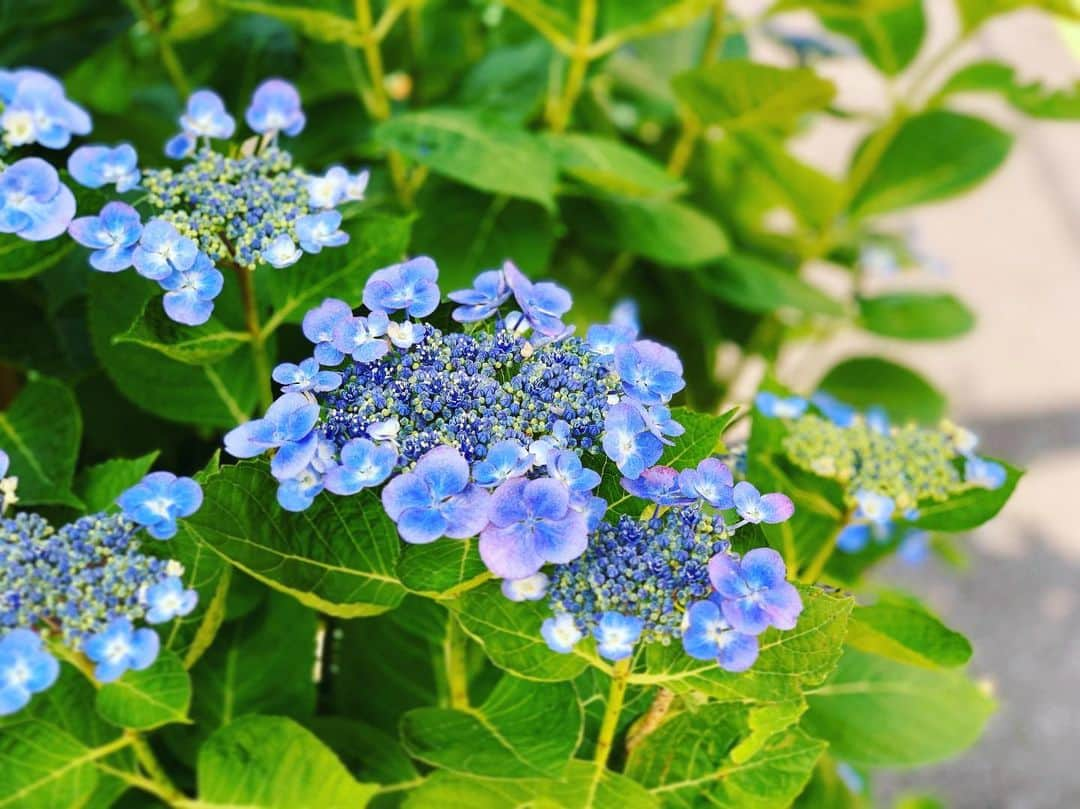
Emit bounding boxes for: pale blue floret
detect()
[678,457,735,509]
[541,613,583,654]
[333,311,391,363]
[503,261,572,337]
[272,358,342,394]
[302,298,353,365]
[117,472,204,540]
[708,548,802,635]
[448,267,511,323]
[614,340,685,405]
[0,629,59,716]
[731,481,795,525]
[810,391,857,427]
[133,219,198,281]
[502,572,550,602]
[179,89,235,139]
[0,157,76,242]
[143,576,198,624]
[381,446,491,544]
[82,618,160,683]
[263,233,303,268]
[602,402,663,479]
[479,477,587,580]
[159,253,224,326]
[307,166,350,209]
[472,439,533,487]
[323,438,396,496]
[621,466,693,505]
[755,392,808,419]
[67,201,143,272]
[246,78,305,136]
[0,68,91,149]
[965,456,1006,490]
[223,392,321,480]
[295,210,348,253]
[67,144,140,192]
[363,256,441,318]
[593,611,644,661]
[681,599,759,672]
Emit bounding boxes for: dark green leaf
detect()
[701,254,845,317]
[818,357,946,423]
[546,133,685,198]
[848,592,972,668]
[935,60,1080,119]
[75,452,160,513]
[397,539,490,599]
[95,650,192,730]
[859,292,975,340]
[914,458,1022,531]
[112,301,250,366]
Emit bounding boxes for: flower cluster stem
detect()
[128,0,192,97]
[234,264,273,413]
[131,734,185,804]
[593,657,631,770]
[546,0,597,133]
[443,614,470,710]
[799,512,851,583]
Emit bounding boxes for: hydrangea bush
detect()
[0,0,1062,805]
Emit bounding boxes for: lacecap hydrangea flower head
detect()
[225,257,805,674]
[66,78,366,326]
[756,390,1007,554]
[0,459,202,716]
[0,68,90,243]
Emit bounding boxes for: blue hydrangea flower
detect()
[133,219,198,281]
[732,481,794,524]
[679,458,735,509]
[302,298,353,365]
[621,466,693,505]
[82,618,159,683]
[601,402,663,479]
[639,404,685,445]
[307,166,349,209]
[755,392,808,419]
[178,90,235,139]
[245,78,305,136]
[117,472,204,540]
[276,446,334,512]
[0,629,59,716]
[67,144,140,192]
[503,261,572,337]
[810,391,857,427]
[387,321,425,350]
[345,169,370,201]
[547,450,600,493]
[681,599,759,672]
[898,529,931,564]
[0,157,76,242]
[836,522,873,553]
[449,268,511,323]
[708,548,802,635]
[363,256,441,319]
[501,572,550,602]
[263,233,302,268]
[272,358,342,394]
[585,322,636,366]
[593,612,643,661]
[323,438,396,496]
[865,406,890,435]
[68,201,142,272]
[0,449,8,478]
[381,446,491,544]
[854,489,894,526]
[295,210,348,254]
[479,477,588,580]
[164,131,195,159]
[159,253,224,326]
[0,69,90,149]
[223,393,320,480]
[528,420,571,468]
[143,576,198,624]
[472,439,533,487]
[332,311,391,363]
[965,456,1006,490]
[614,340,685,405]
[541,613,583,654]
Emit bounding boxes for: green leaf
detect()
[401,674,582,778]
[626,704,825,807]
[935,60,1080,119]
[179,460,407,617]
[88,272,259,427]
[914,458,1022,531]
[0,235,77,282]
[953,0,1079,33]
[562,193,729,267]
[662,406,737,468]
[0,376,82,508]
[849,111,1013,218]
[819,0,926,76]
[545,133,685,198]
[112,300,250,366]
[262,209,414,326]
[701,254,845,317]
[803,648,995,766]
[410,181,555,292]
[375,109,558,210]
[638,587,852,702]
[0,721,108,809]
[74,452,160,513]
[818,357,946,423]
[672,60,836,130]
[402,760,659,809]
[859,292,975,341]
[847,593,972,669]
[213,0,361,44]
[601,0,716,45]
[305,717,421,786]
[158,520,230,667]
[453,582,593,682]
[397,539,490,599]
[195,715,378,808]
[95,650,192,730]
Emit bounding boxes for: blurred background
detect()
[739,1,1080,805]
